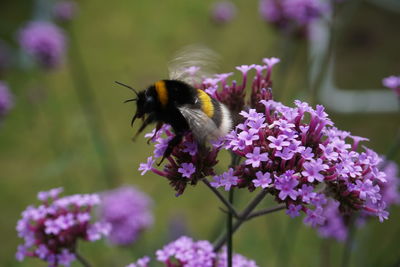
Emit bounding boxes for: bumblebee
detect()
[117,48,232,164]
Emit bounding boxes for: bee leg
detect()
[157,133,183,166]
[132,114,155,141]
[147,122,163,144]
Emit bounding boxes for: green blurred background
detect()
[0,0,399,266]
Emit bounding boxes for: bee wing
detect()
[178,105,221,145]
[168,45,220,86]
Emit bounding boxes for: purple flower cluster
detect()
[212,98,389,226]
[318,160,400,241]
[259,0,328,37]
[126,237,259,266]
[18,21,66,70]
[126,256,151,267]
[154,236,258,267]
[138,59,280,195]
[211,1,237,24]
[0,81,14,118]
[16,188,110,267]
[382,75,400,97]
[139,126,220,195]
[99,186,153,246]
[53,0,78,22]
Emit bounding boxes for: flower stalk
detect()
[76,252,92,267]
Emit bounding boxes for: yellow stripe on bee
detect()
[197,89,214,118]
[155,80,168,107]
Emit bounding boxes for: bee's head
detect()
[135,89,156,118]
[115,81,157,127]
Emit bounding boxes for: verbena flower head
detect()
[0,81,14,118]
[215,98,390,226]
[99,186,153,246]
[18,21,66,70]
[211,1,237,24]
[16,188,110,267]
[154,236,258,266]
[318,160,400,242]
[53,0,78,22]
[259,0,329,37]
[138,59,279,195]
[382,75,400,97]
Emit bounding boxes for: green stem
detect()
[341,214,357,267]
[75,252,91,267]
[67,24,120,187]
[202,179,239,218]
[227,189,234,267]
[213,189,271,252]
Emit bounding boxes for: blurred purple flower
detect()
[211,1,237,24]
[259,0,329,37]
[382,75,400,97]
[0,81,14,118]
[126,256,151,267]
[53,0,78,22]
[99,186,153,246]
[18,21,66,70]
[16,188,110,266]
[153,236,259,266]
[216,247,259,267]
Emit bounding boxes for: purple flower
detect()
[275,171,299,200]
[245,147,269,168]
[238,128,260,146]
[138,156,155,175]
[253,171,272,188]
[263,57,280,68]
[126,256,151,267]
[182,140,198,156]
[18,21,66,69]
[382,75,400,97]
[211,1,237,24]
[156,236,216,266]
[259,0,328,38]
[178,162,196,178]
[286,204,302,218]
[317,200,348,242]
[155,236,259,266]
[301,159,328,183]
[216,247,259,267]
[0,81,14,118]
[99,186,153,246]
[53,0,78,22]
[268,135,290,150]
[213,168,239,191]
[16,188,110,266]
[304,207,326,227]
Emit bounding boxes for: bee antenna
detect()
[115,81,139,96]
[123,98,137,103]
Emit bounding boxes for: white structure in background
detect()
[308,0,399,113]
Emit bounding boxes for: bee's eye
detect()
[146,96,154,103]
